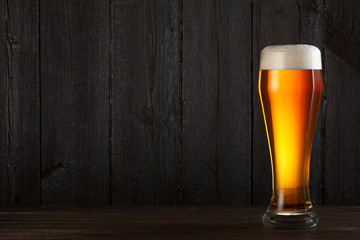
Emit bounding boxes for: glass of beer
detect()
[259,45,322,228]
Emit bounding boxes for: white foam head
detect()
[260,44,322,70]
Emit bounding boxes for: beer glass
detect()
[259,45,322,228]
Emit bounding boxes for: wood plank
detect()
[0,206,359,239]
[324,0,360,204]
[215,0,252,205]
[181,0,218,204]
[40,0,109,204]
[252,0,325,205]
[0,1,8,203]
[298,0,326,206]
[0,0,40,204]
[111,0,181,204]
[252,0,301,205]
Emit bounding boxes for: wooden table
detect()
[0,206,359,239]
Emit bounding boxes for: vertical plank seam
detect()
[250,0,254,205]
[179,0,183,204]
[65,0,73,74]
[39,0,42,205]
[149,1,156,205]
[215,0,222,205]
[108,0,114,206]
[297,0,302,43]
[337,104,341,203]
[321,0,327,205]
[357,114,359,205]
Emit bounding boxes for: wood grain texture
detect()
[252,0,326,205]
[181,0,218,204]
[324,0,360,204]
[111,0,181,204]
[0,206,359,239]
[298,0,326,206]
[252,0,301,205]
[215,0,252,205]
[0,0,358,206]
[40,0,109,204]
[0,0,40,204]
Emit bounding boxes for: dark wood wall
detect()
[0,0,359,205]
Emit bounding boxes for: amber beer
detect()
[259,45,322,228]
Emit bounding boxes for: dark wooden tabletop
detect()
[0,206,359,239]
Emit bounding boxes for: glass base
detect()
[262,208,318,228]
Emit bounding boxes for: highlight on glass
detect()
[258,45,322,228]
